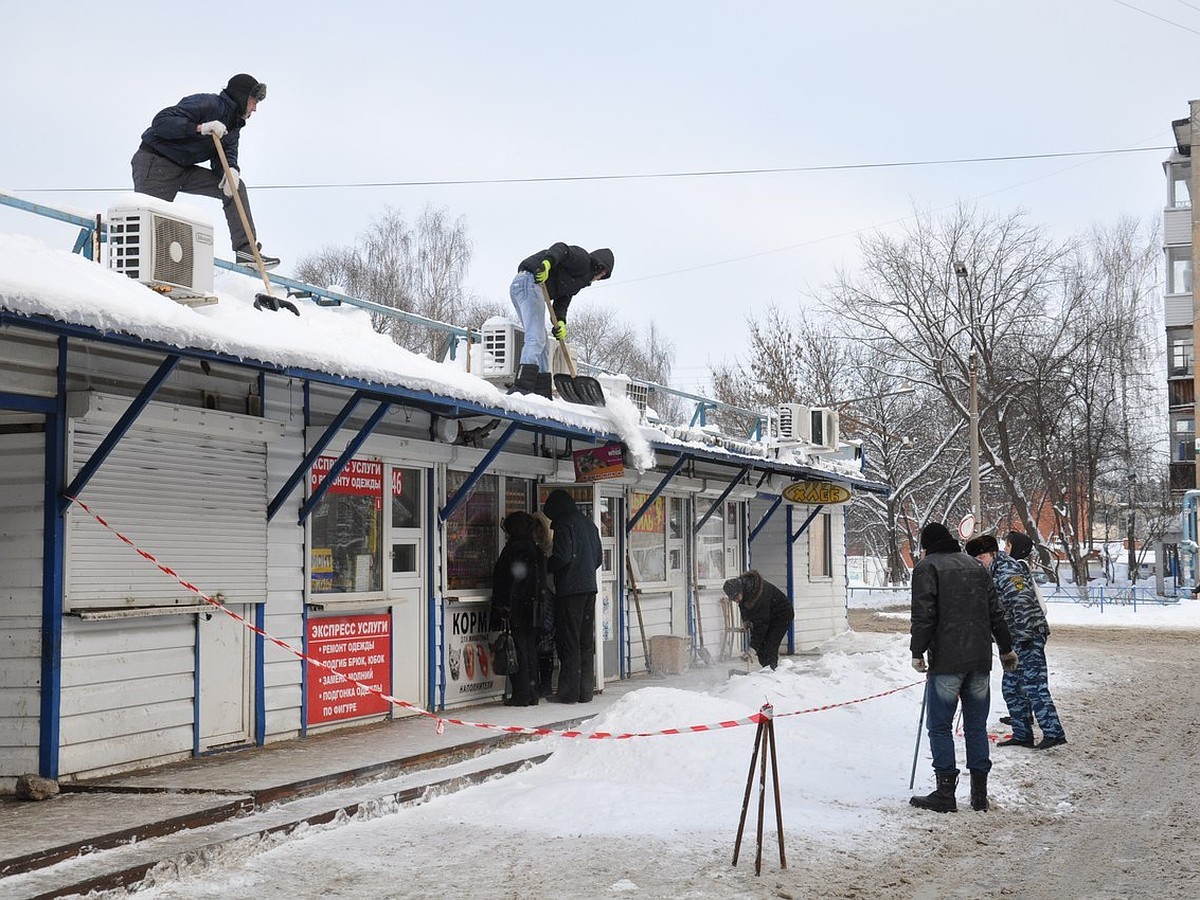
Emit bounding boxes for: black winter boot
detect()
[535,372,553,400]
[508,364,539,395]
[969,769,988,811]
[910,769,958,813]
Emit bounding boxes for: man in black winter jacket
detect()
[909,522,1017,814]
[507,243,614,398]
[542,489,602,702]
[723,570,793,669]
[131,74,278,268]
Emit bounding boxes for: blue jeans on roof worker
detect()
[925,670,992,773]
[509,270,550,371]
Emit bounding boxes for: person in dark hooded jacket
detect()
[723,570,793,669]
[542,489,602,702]
[909,522,1017,814]
[507,243,614,398]
[490,512,546,706]
[131,74,278,268]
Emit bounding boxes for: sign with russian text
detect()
[573,442,625,483]
[310,456,383,499]
[446,602,501,703]
[781,480,852,505]
[307,613,392,725]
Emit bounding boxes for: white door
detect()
[199,604,253,749]
[388,465,425,713]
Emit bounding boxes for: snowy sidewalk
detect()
[0,665,729,899]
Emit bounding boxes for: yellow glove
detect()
[534,259,551,284]
[552,320,567,342]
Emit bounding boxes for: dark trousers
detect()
[554,592,596,702]
[130,147,257,253]
[751,617,791,669]
[509,626,539,705]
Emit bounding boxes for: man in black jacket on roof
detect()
[131,74,278,269]
[507,243,613,398]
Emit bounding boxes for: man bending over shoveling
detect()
[508,243,613,399]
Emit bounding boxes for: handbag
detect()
[491,627,518,676]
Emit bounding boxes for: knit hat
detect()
[1006,530,1033,560]
[964,534,999,557]
[723,577,743,600]
[225,73,266,108]
[920,522,960,553]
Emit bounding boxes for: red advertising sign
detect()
[310,456,383,498]
[306,613,392,725]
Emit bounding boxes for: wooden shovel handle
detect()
[539,282,579,378]
[209,133,273,297]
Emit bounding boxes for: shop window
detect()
[810,511,833,578]
[390,466,422,577]
[310,456,384,595]
[446,473,536,592]
[696,503,726,582]
[446,472,499,591]
[630,491,667,583]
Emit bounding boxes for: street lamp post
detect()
[954,261,982,536]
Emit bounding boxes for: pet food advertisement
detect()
[446,602,501,702]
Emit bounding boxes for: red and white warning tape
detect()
[67,496,923,740]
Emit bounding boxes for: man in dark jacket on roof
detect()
[910,522,1017,814]
[542,489,602,703]
[723,570,793,669]
[508,243,613,398]
[131,74,279,269]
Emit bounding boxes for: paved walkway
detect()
[0,663,734,899]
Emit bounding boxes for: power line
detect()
[12,145,1171,194]
[1113,0,1200,36]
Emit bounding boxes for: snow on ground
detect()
[111,610,1200,899]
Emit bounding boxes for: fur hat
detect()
[722,576,743,599]
[920,522,960,553]
[1006,530,1033,560]
[225,73,266,109]
[965,534,999,557]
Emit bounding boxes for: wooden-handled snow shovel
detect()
[539,283,605,406]
[209,133,298,316]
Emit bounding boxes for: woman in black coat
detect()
[491,512,546,706]
[723,570,794,669]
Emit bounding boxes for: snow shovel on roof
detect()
[209,133,298,316]
[540,283,605,406]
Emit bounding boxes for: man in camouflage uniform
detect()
[965,534,1067,750]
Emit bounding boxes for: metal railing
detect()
[0,189,776,440]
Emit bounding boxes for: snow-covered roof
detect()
[0,224,887,494]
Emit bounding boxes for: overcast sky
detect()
[2,1,1195,394]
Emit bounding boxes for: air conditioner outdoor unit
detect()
[777,403,811,442]
[809,407,840,453]
[479,317,525,383]
[107,198,216,306]
[597,374,649,412]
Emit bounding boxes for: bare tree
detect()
[296,205,487,358]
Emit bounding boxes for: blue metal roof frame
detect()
[0,307,891,494]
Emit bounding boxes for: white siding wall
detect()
[262,375,305,740]
[1164,207,1191,245]
[58,616,195,777]
[0,431,45,780]
[747,500,850,655]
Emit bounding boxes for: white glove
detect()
[219,167,240,198]
[199,120,227,138]
[911,656,927,673]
